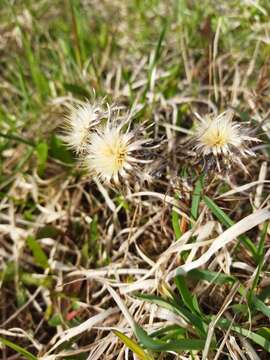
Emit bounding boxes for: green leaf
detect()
[48,314,63,327]
[203,196,257,258]
[63,83,90,98]
[114,330,154,360]
[150,324,186,339]
[203,195,234,227]
[21,273,52,288]
[26,236,49,269]
[82,216,99,262]
[174,276,202,316]
[90,216,99,242]
[136,293,207,337]
[36,225,60,239]
[49,134,74,165]
[0,337,38,360]
[257,328,270,341]
[152,20,167,65]
[0,131,35,147]
[259,286,270,302]
[257,222,268,260]
[247,293,270,318]
[191,176,204,220]
[142,20,167,101]
[0,261,16,283]
[16,284,27,307]
[218,318,270,352]
[248,222,268,307]
[172,208,181,239]
[36,142,48,176]
[23,35,49,99]
[134,324,211,352]
[187,269,270,317]
[187,269,236,285]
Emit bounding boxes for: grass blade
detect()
[136,293,207,337]
[114,330,154,360]
[26,236,49,270]
[191,176,204,220]
[135,324,211,352]
[218,319,270,353]
[187,269,236,285]
[174,275,202,316]
[203,195,258,258]
[172,207,182,239]
[0,337,38,360]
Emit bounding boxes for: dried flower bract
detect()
[192,110,259,172]
[86,118,149,184]
[61,101,105,154]
[61,99,152,185]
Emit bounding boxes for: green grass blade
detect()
[136,293,207,337]
[49,135,74,165]
[26,236,49,269]
[248,222,268,305]
[36,142,48,176]
[187,269,270,317]
[172,208,182,239]
[248,293,270,318]
[187,269,236,285]
[259,286,270,302]
[0,337,38,360]
[256,221,268,265]
[0,131,35,147]
[174,275,202,316]
[63,82,91,98]
[203,195,257,258]
[134,324,211,352]
[142,21,167,101]
[150,324,186,338]
[23,36,49,99]
[203,195,234,227]
[218,319,270,353]
[152,21,167,66]
[191,176,204,220]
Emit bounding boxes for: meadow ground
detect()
[0,0,270,359]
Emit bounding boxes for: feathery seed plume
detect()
[61,101,105,154]
[86,117,149,184]
[192,110,259,172]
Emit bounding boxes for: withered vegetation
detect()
[0,1,270,359]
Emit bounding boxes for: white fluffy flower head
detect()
[62,101,104,154]
[193,111,259,171]
[86,120,147,184]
